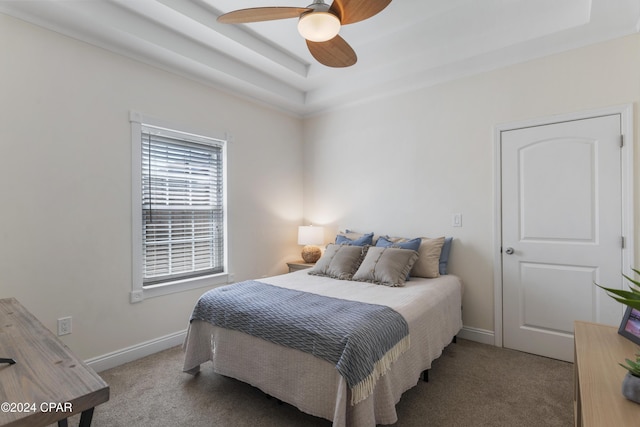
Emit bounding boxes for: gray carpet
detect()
[62,339,574,426]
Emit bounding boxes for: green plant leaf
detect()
[598,272,640,373]
[622,273,640,289]
[625,358,640,369]
[596,283,640,298]
[620,363,636,373]
[609,297,640,311]
[601,288,640,300]
[594,284,640,310]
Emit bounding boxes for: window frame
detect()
[130,111,229,303]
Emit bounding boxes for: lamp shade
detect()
[297,12,340,42]
[298,225,324,246]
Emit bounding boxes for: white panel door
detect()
[501,114,623,362]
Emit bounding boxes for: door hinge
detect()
[622,236,625,249]
[620,135,624,148]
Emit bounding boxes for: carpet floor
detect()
[59,338,574,426]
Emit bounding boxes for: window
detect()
[130,112,228,301]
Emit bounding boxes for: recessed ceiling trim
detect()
[0,0,306,107]
[156,0,310,77]
[1,0,639,116]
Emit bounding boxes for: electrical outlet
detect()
[57,317,72,336]
[130,290,143,304]
[452,213,462,227]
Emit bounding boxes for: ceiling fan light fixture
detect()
[297,12,340,42]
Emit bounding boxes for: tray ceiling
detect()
[1,0,639,116]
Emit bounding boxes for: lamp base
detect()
[301,245,321,263]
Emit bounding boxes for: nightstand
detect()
[287,261,315,273]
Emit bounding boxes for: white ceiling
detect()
[2,0,639,116]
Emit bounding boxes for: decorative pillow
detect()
[413,237,446,278]
[376,236,421,252]
[439,237,453,275]
[345,229,377,240]
[335,231,374,246]
[384,235,446,278]
[337,229,366,239]
[352,247,419,287]
[375,236,422,279]
[308,244,366,280]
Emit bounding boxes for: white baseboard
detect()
[85,325,495,373]
[458,325,495,345]
[86,329,187,373]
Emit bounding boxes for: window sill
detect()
[130,272,231,303]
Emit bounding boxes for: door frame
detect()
[493,104,634,348]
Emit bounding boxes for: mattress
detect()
[183,269,463,426]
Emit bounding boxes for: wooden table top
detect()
[574,320,640,427]
[0,298,109,427]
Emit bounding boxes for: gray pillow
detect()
[308,244,366,280]
[352,246,419,287]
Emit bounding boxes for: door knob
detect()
[505,247,514,255]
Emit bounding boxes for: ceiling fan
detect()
[217,0,392,68]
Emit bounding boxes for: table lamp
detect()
[298,225,324,263]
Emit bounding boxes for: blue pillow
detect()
[335,232,374,246]
[439,237,453,275]
[375,236,421,252]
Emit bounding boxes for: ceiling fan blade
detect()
[330,0,391,25]
[218,7,311,24]
[306,36,357,68]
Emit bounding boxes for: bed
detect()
[183,236,463,427]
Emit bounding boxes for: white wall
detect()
[303,34,640,336]
[2,12,639,362]
[0,14,303,361]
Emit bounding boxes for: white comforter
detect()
[183,270,463,427]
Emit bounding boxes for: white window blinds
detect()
[141,126,225,285]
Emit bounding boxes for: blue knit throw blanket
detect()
[190,280,410,405]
